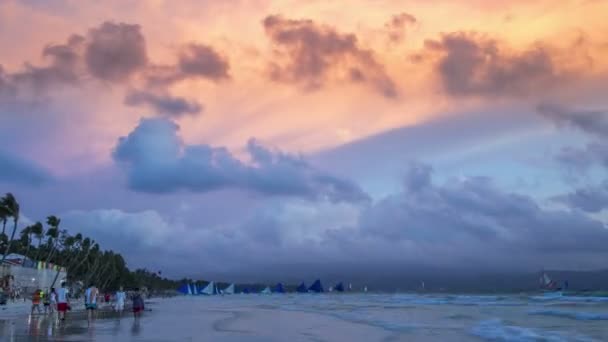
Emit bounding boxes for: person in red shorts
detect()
[56,281,69,321]
[132,288,144,318]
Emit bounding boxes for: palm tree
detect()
[0,204,10,254]
[0,204,9,236]
[45,215,61,263]
[1,193,20,262]
[31,222,44,261]
[19,224,34,264]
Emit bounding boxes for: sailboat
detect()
[223,284,235,295]
[296,282,307,293]
[363,286,368,293]
[261,286,272,294]
[177,284,191,295]
[201,281,217,295]
[334,282,345,292]
[539,271,562,297]
[308,279,324,293]
[190,283,198,295]
[273,283,285,293]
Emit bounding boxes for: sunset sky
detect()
[1,0,608,281]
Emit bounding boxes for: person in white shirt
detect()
[56,282,69,321]
[49,288,57,314]
[115,286,126,313]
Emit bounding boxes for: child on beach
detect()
[115,286,126,313]
[132,288,144,318]
[49,288,57,314]
[31,289,42,315]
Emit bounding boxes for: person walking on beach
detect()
[49,288,57,314]
[115,286,126,313]
[42,288,51,314]
[85,283,99,323]
[132,288,144,319]
[31,289,42,315]
[56,282,70,321]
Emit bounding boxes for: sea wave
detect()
[471,318,597,342]
[528,309,608,321]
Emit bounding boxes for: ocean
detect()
[1,293,607,341]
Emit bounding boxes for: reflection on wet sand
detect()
[3,306,141,341]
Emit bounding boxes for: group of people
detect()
[30,283,68,319]
[31,282,145,321]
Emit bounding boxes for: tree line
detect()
[0,192,179,292]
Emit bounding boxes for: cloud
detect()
[12,34,84,91]
[357,164,608,267]
[553,181,608,213]
[84,22,148,82]
[177,43,230,81]
[421,32,577,97]
[0,150,52,185]
[61,163,608,280]
[262,15,398,98]
[143,43,231,87]
[537,103,608,138]
[124,89,203,117]
[554,143,608,172]
[385,12,417,43]
[112,117,369,203]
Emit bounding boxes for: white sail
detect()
[261,286,272,294]
[187,284,192,295]
[349,283,352,290]
[363,286,368,293]
[223,284,235,295]
[543,273,552,286]
[202,281,216,295]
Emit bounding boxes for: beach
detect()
[1,293,608,341]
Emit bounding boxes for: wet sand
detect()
[2,294,608,341]
[0,297,390,341]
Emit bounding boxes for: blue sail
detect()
[308,279,324,293]
[243,288,251,294]
[273,283,285,293]
[296,282,307,293]
[177,283,190,294]
[334,282,344,292]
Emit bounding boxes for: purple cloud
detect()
[112,117,370,203]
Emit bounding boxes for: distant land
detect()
[200,267,608,293]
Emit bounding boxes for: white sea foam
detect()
[529,309,608,321]
[471,318,597,342]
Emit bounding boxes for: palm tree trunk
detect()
[45,239,58,263]
[1,218,19,262]
[51,247,77,288]
[34,237,43,261]
[22,236,31,265]
[69,247,92,277]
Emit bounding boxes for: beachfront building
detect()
[1,253,67,296]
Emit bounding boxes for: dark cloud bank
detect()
[540,103,608,213]
[68,159,608,284]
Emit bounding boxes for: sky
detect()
[1,0,608,282]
